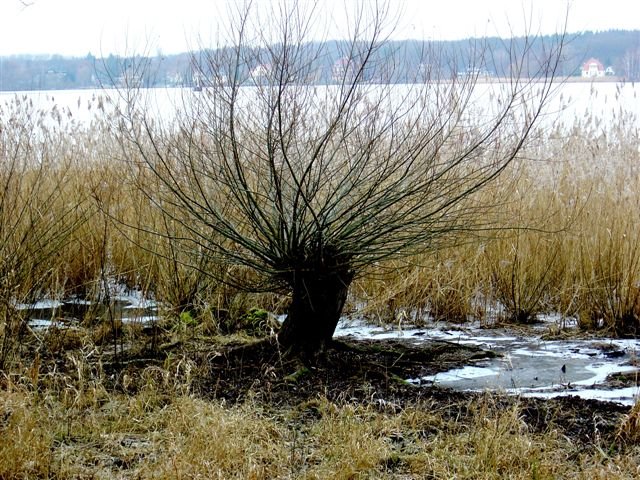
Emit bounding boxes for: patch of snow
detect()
[15,300,63,310]
[121,315,158,325]
[334,319,425,341]
[520,386,640,406]
[112,293,157,310]
[574,363,638,386]
[28,319,54,329]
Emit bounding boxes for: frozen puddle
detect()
[335,319,640,406]
[412,356,640,406]
[23,292,159,330]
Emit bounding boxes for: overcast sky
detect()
[0,0,638,57]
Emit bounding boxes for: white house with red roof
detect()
[581,58,605,78]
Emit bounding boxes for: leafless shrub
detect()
[114,2,564,355]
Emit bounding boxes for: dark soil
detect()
[176,336,631,449]
[39,328,633,451]
[193,337,494,403]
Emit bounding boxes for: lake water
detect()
[1,81,639,131]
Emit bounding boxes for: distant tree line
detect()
[1,29,640,91]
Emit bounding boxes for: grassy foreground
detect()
[1,354,640,480]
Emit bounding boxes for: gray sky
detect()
[0,0,638,57]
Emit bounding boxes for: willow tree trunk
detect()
[278,269,354,356]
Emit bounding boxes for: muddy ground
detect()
[97,335,632,449]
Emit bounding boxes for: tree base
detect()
[277,270,353,357]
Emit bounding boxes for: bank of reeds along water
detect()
[1,88,640,354]
[1,89,640,477]
[356,107,640,336]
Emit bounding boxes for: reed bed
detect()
[353,110,640,334]
[0,92,639,348]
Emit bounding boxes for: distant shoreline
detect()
[474,75,627,84]
[0,76,633,95]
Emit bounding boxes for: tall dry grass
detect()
[352,107,640,334]
[0,96,90,367]
[1,86,640,359]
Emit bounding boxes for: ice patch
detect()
[64,298,93,306]
[121,315,158,325]
[335,317,640,405]
[15,300,63,310]
[575,364,638,386]
[519,386,640,406]
[28,319,54,329]
[411,366,500,384]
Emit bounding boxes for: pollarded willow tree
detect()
[115,2,564,356]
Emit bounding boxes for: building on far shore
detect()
[582,58,605,77]
[581,58,615,78]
